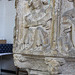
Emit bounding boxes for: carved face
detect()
[28,0,48,9]
[32,0,42,9]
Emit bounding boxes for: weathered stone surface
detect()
[13,0,75,74]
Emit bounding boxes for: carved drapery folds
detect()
[13,0,75,74]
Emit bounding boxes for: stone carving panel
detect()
[13,0,75,74]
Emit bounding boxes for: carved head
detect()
[28,0,48,9]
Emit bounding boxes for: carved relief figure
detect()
[21,0,52,51]
[13,0,75,75]
[61,0,75,51]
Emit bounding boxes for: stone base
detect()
[14,54,66,75]
[14,54,75,75]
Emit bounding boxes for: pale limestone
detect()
[13,0,75,74]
